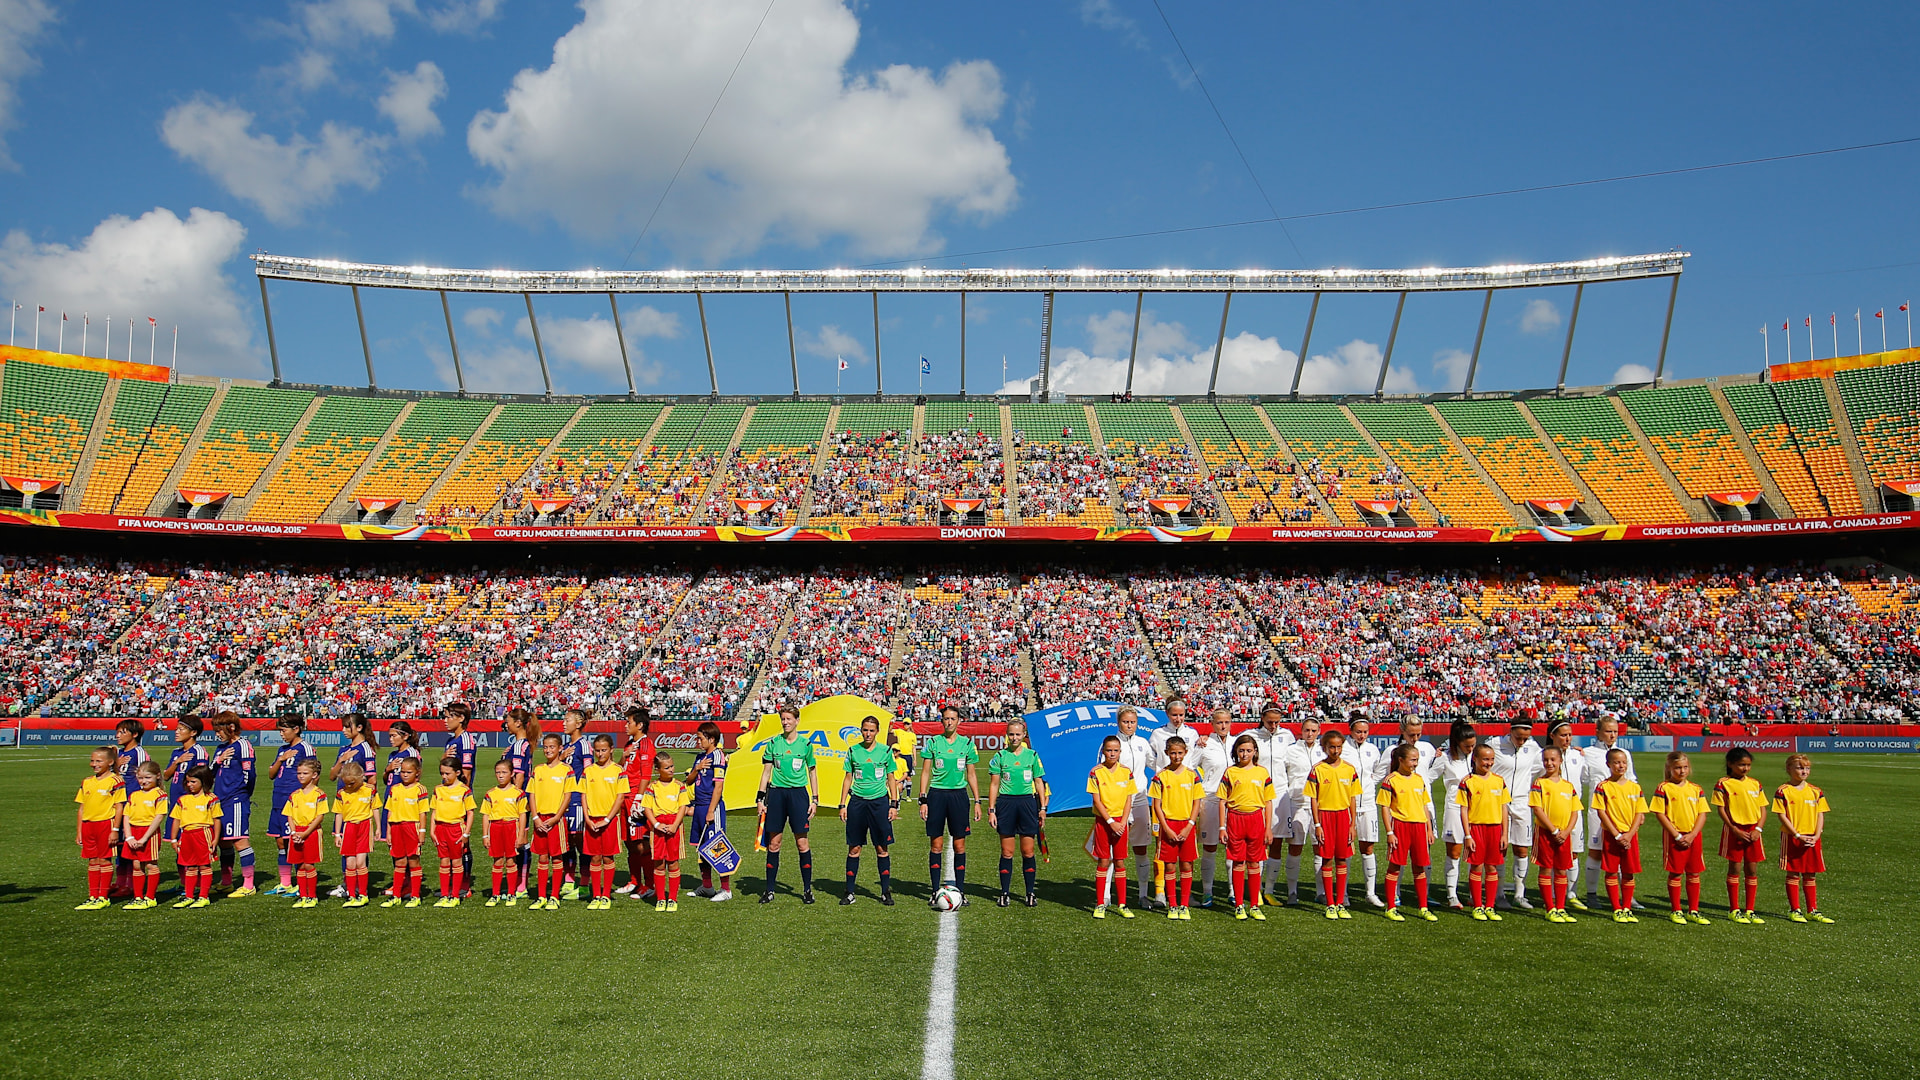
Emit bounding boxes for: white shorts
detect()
[1583,807,1605,852]
[1278,792,1313,843]
[1441,801,1468,845]
[1196,795,1222,846]
[1568,813,1586,852]
[1128,794,1152,845]
[1505,807,1534,848]
[1352,803,1380,845]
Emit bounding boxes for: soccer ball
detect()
[931,886,963,912]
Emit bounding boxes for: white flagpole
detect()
[1882,311,1888,353]
[58,312,64,354]
[1761,325,1769,368]
[1908,303,1913,349]
[81,311,87,357]
[7,301,13,347]
[171,325,177,367]
[836,355,842,392]
[33,307,39,350]
[149,319,156,365]
[1784,323,1791,364]
[1855,309,1862,356]
[126,317,132,362]
[1831,313,1838,359]
[1806,316,1813,362]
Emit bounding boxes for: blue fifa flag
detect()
[698,820,741,875]
[920,355,932,375]
[1024,700,1168,812]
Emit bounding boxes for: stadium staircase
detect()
[584,404,673,523]
[731,603,799,725]
[1767,378,1864,516]
[1706,382,1795,516]
[397,403,504,525]
[245,395,409,522]
[1607,395,1711,522]
[691,405,754,526]
[223,393,324,520]
[320,399,416,522]
[139,381,228,515]
[1167,405,1233,526]
[998,404,1019,524]
[1338,403,1444,526]
[61,376,119,510]
[791,402,840,525]
[475,404,587,524]
[1820,377,1880,511]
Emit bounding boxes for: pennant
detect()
[0,476,62,496]
[1883,479,1920,497]
[1525,496,1580,515]
[838,356,849,371]
[1353,498,1399,516]
[732,497,776,515]
[529,496,573,515]
[920,356,932,375]
[1147,494,1192,515]
[941,497,985,514]
[176,488,230,508]
[1706,490,1762,508]
[355,495,399,513]
[696,820,741,876]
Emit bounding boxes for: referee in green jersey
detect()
[839,715,900,905]
[756,706,818,904]
[918,706,981,906]
[987,717,1049,906]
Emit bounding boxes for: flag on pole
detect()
[1877,309,1885,319]
[837,356,849,371]
[920,356,932,375]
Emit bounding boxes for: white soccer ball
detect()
[932,885,963,912]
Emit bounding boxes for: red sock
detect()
[1415,875,1428,909]
[1335,866,1348,903]
[656,867,668,901]
[1804,878,1818,910]
[86,866,101,898]
[1744,875,1759,912]
[1114,866,1126,903]
[1669,881,1684,912]
[492,868,503,897]
[1622,879,1635,909]
[669,871,681,901]
[410,867,422,899]
[440,868,451,897]
[1727,877,1741,911]
[1228,867,1242,906]
[1181,873,1192,907]
[1685,877,1699,912]
[1606,877,1622,910]
[1384,870,1399,905]
[1785,878,1802,911]
[1320,866,1334,903]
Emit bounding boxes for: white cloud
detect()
[300,0,414,46]
[1080,0,1147,48]
[439,302,678,392]
[1519,298,1561,335]
[0,207,259,376]
[798,324,868,364]
[467,0,1016,258]
[1432,347,1471,390]
[0,0,55,170]
[379,61,448,140]
[462,306,504,332]
[426,0,506,33]
[161,97,387,223]
[1612,363,1655,384]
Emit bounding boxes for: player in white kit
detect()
[1276,717,1320,904]
[1247,705,1294,900]
[1484,718,1543,909]
[1147,696,1202,907]
[1186,708,1233,906]
[1343,716,1384,907]
[1436,720,1479,909]
[1579,715,1636,910]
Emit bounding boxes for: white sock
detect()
[1362,853,1378,896]
[1513,856,1530,899]
[1099,866,1112,906]
[1261,858,1279,896]
[1585,856,1602,896]
[1285,853,1301,899]
[1568,854,1582,895]
[1137,853,1152,903]
[1445,855,1460,900]
[1200,851,1216,899]
[1313,856,1324,901]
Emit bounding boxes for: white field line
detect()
[921,846,959,1080]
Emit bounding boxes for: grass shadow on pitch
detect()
[0,882,65,904]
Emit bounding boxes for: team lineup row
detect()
[68,700,1835,923]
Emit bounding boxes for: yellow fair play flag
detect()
[721,695,901,812]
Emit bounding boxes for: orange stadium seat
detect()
[78,381,215,514]
[1524,396,1688,523]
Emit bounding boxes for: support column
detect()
[1290,291,1319,398]
[352,284,376,389]
[1124,291,1144,395]
[697,292,718,397]
[871,290,883,396]
[258,276,282,386]
[1207,291,1234,398]
[1654,274,1680,386]
[440,290,466,396]
[608,293,636,398]
[1464,287,1492,396]
[1375,290,1407,398]
[524,293,553,398]
[784,291,799,398]
[1556,283,1584,393]
[1038,291,1055,399]
[959,292,968,398]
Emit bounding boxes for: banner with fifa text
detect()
[1023,700,1168,813]
[720,695,899,812]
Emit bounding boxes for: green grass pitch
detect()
[1,748,1916,1080]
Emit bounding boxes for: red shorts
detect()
[1467,822,1505,867]
[530,820,568,857]
[176,828,211,867]
[1224,810,1266,862]
[650,829,683,863]
[1090,820,1128,861]
[432,821,466,859]
[388,820,421,859]
[121,833,160,863]
[1535,828,1576,871]
[1388,819,1431,868]
[1600,833,1641,874]
[487,819,520,860]
[80,819,113,859]
[1314,808,1354,860]
[580,820,621,857]
[1663,835,1706,874]
[1719,826,1767,863]
[1157,820,1198,864]
[287,831,322,865]
[339,820,372,858]
[1779,834,1825,874]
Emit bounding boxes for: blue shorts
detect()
[266,795,296,838]
[925,788,971,840]
[761,787,812,844]
[994,793,1040,838]
[220,796,251,841]
[690,799,724,837]
[844,796,894,849]
[565,791,585,832]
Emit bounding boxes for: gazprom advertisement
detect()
[1025,700,1168,813]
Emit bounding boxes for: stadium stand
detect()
[349,397,496,513]
[748,570,902,714]
[1010,404,1113,526]
[1020,571,1160,704]
[707,402,827,526]
[1264,403,1432,524]
[1128,571,1305,716]
[1525,396,1690,523]
[812,403,917,527]
[76,382,215,514]
[0,359,108,485]
[893,570,1026,719]
[620,568,794,720]
[1213,402,1321,522]
[604,403,744,525]
[1348,403,1513,528]
[498,403,663,526]
[913,403,1006,523]
[246,396,406,521]
[1096,403,1221,524]
[1719,383,1828,518]
[1835,364,1920,489]
[418,403,576,527]
[1767,378,1866,516]
[1619,385,1762,498]
[1433,399,1583,515]
[0,555,162,715]
[1179,404,1272,523]
[520,570,693,716]
[174,386,315,506]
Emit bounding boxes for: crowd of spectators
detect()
[706,449,814,526]
[598,449,722,525]
[0,556,161,715]
[620,568,796,720]
[1128,571,1303,715]
[812,430,911,524]
[493,455,623,527]
[1013,438,1111,523]
[1019,571,1161,705]
[1108,442,1223,525]
[892,572,1026,720]
[748,571,902,715]
[904,428,1005,524]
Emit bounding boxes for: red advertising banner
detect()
[1354,499,1399,516]
[0,476,62,496]
[1883,479,1920,497]
[176,488,229,508]
[355,495,400,513]
[1706,490,1762,508]
[1526,497,1580,514]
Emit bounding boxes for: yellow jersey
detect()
[430,782,475,825]
[170,792,220,829]
[641,780,692,822]
[1455,773,1509,825]
[1219,764,1275,813]
[1527,776,1581,832]
[1377,772,1431,824]
[385,781,430,825]
[1147,767,1204,821]
[1649,780,1707,834]
[282,786,329,831]
[528,763,572,816]
[123,787,170,830]
[74,774,126,821]
[574,762,629,819]
[1712,776,1767,826]
[1771,783,1829,835]
[887,727,916,780]
[1304,760,1362,813]
[482,785,528,822]
[1592,778,1645,834]
[1085,764,1136,818]
[333,784,381,824]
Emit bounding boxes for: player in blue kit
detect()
[266,716,316,897]
[163,716,209,845]
[687,721,732,901]
[209,712,258,896]
[109,719,150,897]
[329,712,378,898]
[561,708,593,900]
[503,707,538,898]
[442,702,479,896]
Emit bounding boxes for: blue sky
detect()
[0,0,1915,397]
